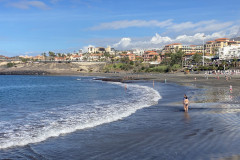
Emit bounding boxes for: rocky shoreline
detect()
[0,70,49,75]
[0,61,106,75]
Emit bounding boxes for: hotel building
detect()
[205,38,240,56]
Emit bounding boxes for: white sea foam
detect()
[0,81,161,149]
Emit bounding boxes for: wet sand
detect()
[81,72,240,91]
[83,72,240,160]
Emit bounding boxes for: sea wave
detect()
[0,81,161,149]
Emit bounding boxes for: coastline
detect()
[83,72,240,91]
[1,67,239,91]
[1,61,239,92]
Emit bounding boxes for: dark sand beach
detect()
[79,72,240,160]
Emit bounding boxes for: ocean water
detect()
[0,75,240,160]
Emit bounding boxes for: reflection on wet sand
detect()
[190,87,236,104]
[184,112,190,123]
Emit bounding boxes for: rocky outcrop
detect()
[0,70,49,75]
[0,62,106,75]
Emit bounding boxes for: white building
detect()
[88,47,95,53]
[88,46,115,55]
[133,49,145,56]
[105,46,115,55]
[219,45,240,60]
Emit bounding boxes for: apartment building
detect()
[163,43,182,54]
[205,38,229,55]
[88,47,95,53]
[219,45,240,60]
[88,46,115,55]
[132,49,145,56]
[127,53,136,61]
[205,38,240,56]
[163,43,203,55]
[142,51,161,62]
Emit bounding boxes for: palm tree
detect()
[221,60,227,71]
[232,58,238,68]
[41,52,47,61]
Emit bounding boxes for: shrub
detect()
[166,65,172,72]
[172,64,181,71]
[7,63,14,68]
[145,65,168,73]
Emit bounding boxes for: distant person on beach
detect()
[183,94,187,110]
[183,96,189,112]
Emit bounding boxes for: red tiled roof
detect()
[72,55,82,58]
[165,43,182,47]
[185,52,196,56]
[145,50,156,53]
[127,53,135,56]
[171,43,182,45]
[148,52,159,56]
[215,38,229,41]
[91,53,103,56]
[55,57,66,60]
[216,40,228,42]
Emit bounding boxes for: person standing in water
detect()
[183,94,187,111]
[183,94,186,104]
[184,96,189,112]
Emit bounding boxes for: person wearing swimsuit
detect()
[184,96,189,112]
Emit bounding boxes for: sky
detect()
[0,0,240,56]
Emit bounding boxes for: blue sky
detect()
[0,0,240,56]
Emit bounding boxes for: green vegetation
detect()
[192,54,202,65]
[6,62,15,68]
[104,50,185,73]
[146,65,168,72]
[19,57,31,63]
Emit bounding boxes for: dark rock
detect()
[0,70,50,75]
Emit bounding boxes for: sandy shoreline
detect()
[80,72,240,90]
[1,69,239,91]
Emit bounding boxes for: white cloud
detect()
[90,19,239,50]
[151,33,172,44]
[112,32,229,50]
[90,19,173,30]
[86,19,240,51]
[113,38,131,48]
[8,0,49,10]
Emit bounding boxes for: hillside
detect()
[0,62,106,75]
